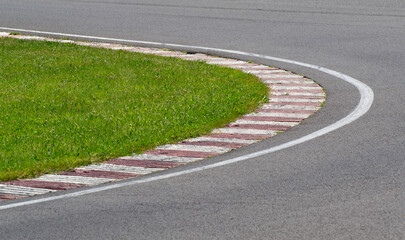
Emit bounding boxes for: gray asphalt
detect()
[1,0,404,239]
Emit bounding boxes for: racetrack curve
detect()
[0,1,404,239]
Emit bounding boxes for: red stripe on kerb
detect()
[179,141,248,148]
[106,159,182,168]
[267,102,322,107]
[145,149,220,158]
[0,194,26,201]
[3,180,84,190]
[257,109,316,114]
[61,170,139,179]
[227,124,290,131]
[241,116,303,122]
[208,133,272,140]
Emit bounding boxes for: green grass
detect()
[0,38,268,181]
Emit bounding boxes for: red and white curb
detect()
[0,32,325,201]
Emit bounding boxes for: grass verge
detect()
[0,37,268,181]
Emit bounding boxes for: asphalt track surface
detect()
[0,0,404,239]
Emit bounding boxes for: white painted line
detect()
[0,27,373,210]
[0,184,57,196]
[156,144,231,153]
[77,164,165,175]
[269,98,325,103]
[233,120,299,126]
[262,104,320,111]
[185,137,258,144]
[34,174,114,186]
[118,154,202,163]
[212,128,275,135]
[0,32,10,36]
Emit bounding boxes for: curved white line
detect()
[0,27,374,210]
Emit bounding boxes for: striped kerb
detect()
[0,33,325,201]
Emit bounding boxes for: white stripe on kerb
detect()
[233,120,299,126]
[13,36,46,40]
[228,65,272,69]
[58,40,75,43]
[0,184,57,196]
[264,80,314,84]
[156,144,231,153]
[269,98,324,103]
[185,137,258,144]
[77,164,165,175]
[174,55,207,59]
[259,74,304,78]
[206,61,247,65]
[109,47,138,50]
[34,175,114,186]
[245,112,310,118]
[132,50,170,54]
[192,57,224,61]
[243,70,287,74]
[262,104,320,111]
[75,42,96,46]
[119,154,202,163]
[212,128,275,135]
[271,92,325,96]
[154,53,185,57]
[271,86,323,90]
